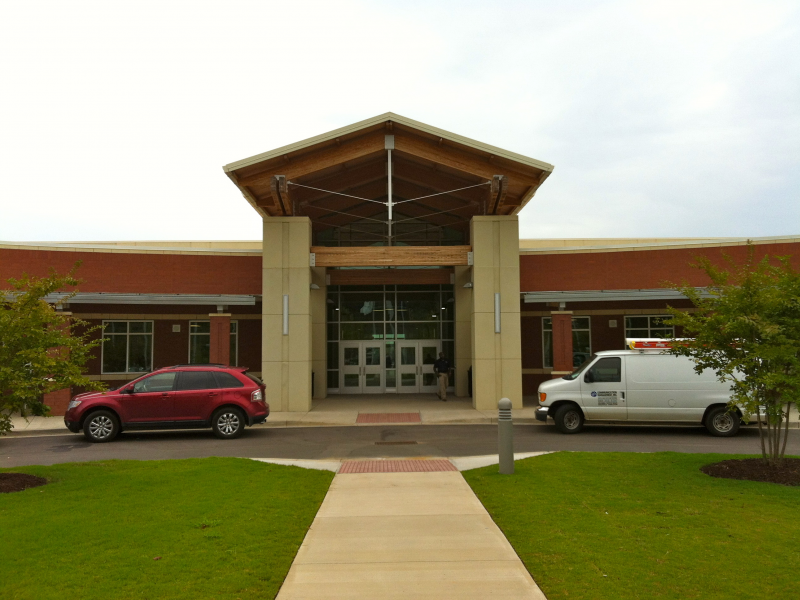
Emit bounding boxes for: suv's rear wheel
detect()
[83,410,119,443]
[705,406,740,437]
[212,407,245,439]
[553,404,584,434]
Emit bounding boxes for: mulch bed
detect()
[701,458,800,486]
[0,473,48,493]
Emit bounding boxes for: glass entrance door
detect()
[340,341,384,394]
[396,341,440,394]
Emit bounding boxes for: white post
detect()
[385,135,394,246]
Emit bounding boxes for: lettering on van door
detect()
[592,390,618,406]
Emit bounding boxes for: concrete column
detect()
[209,313,231,365]
[551,311,573,378]
[262,216,313,412]
[470,216,522,410]
[43,311,72,416]
[454,266,472,397]
[310,266,327,399]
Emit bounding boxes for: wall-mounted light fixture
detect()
[494,293,501,333]
[463,282,473,289]
[282,295,289,335]
[310,283,320,290]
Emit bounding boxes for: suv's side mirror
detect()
[584,371,594,384]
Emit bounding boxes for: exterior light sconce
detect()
[310,283,320,290]
[282,295,289,335]
[463,282,473,289]
[495,293,501,333]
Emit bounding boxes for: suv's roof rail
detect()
[164,363,228,368]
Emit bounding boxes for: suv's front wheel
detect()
[83,410,120,443]
[212,407,246,439]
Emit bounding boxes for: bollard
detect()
[498,397,514,474]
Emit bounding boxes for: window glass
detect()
[327,371,339,388]
[191,321,211,334]
[176,371,218,391]
[586,357,621,383]
[624,315,674,340]
[396,292,440,321]
[214,372,244,388]
[102,321,153,373]
[542,317,592,368]
[341,323,384,340]
[133,372,176,393]
[395,322,439,340]
[102,335,128,373]
[338,293,385,322]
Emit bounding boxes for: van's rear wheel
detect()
[705,406,740,437]
[553,404,584,434]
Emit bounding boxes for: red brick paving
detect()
[356,412,421,424]
[338,459,457,474]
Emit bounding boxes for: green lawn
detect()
[0,458,334,599]
[464,452,800,600]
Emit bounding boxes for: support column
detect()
[262,216,313,412]
[209,313,231,365]
[310,266,327,399]
[454,266,472,397]
[551,311,573,378]
[470,216,522,410]
[43,311,72,416]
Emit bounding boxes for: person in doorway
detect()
[433,352,451,401]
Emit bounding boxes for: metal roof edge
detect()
[522,288,710,302]
[519,235,800,255]
[0,241,262,256]
[43,293,259,305]
[223,112,554,174]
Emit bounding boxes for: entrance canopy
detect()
[223,113,553,247]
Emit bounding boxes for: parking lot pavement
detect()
[2,423,797,469]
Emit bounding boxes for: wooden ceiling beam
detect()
[234,131,386,187]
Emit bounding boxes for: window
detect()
[585,357,621,383]
[132,372,175,393]
[189,321,238,365]
[542,317,591,369]
[625,315,674,340]
[214,371,244,388]
[176,371,217,391]
[102,321,153,373]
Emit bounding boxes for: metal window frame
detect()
[100,320,154,374]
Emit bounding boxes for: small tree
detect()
[0,264,105,434]
[667,245,800,466]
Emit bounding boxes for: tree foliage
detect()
[667,245,800,465]
[0,264,105,434]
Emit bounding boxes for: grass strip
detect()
[464,452,800,600]
[0,458,334,599]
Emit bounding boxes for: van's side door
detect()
[580,356,627,420]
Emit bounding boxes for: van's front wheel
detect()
[553,404,584,434]
[705,406,740,437]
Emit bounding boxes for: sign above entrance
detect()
[310,245,472,267]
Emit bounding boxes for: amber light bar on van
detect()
[626,338,673,350]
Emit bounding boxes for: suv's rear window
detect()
[176,371,218,391]
[214,372,245,388]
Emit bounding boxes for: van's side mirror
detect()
[584,371,594,384]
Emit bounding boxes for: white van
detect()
[535,341,741,436]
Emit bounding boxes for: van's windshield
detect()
[562,355,596,380]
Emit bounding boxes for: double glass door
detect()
[397,341,440,394]
[340,341,384,394]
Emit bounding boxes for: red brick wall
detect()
[520,242,800,292]
[0,248,261,295]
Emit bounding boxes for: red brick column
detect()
[43,312,72,416]
[551,311,573,378]
[209,313,231,365]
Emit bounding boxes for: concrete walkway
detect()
[276,462,547,599]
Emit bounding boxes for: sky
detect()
[0,0,798,242]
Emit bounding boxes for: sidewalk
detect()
[275,458,547,599]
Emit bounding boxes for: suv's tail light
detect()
[251,389,264,402]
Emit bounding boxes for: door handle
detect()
[161,393,169,397]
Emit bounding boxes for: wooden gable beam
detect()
[235,131,385,188]
[488,175,508,215]
[311,245,472,267]
[270,175,292,215]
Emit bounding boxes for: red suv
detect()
[64,365,269,443]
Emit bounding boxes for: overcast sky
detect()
[1,0,798,242]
